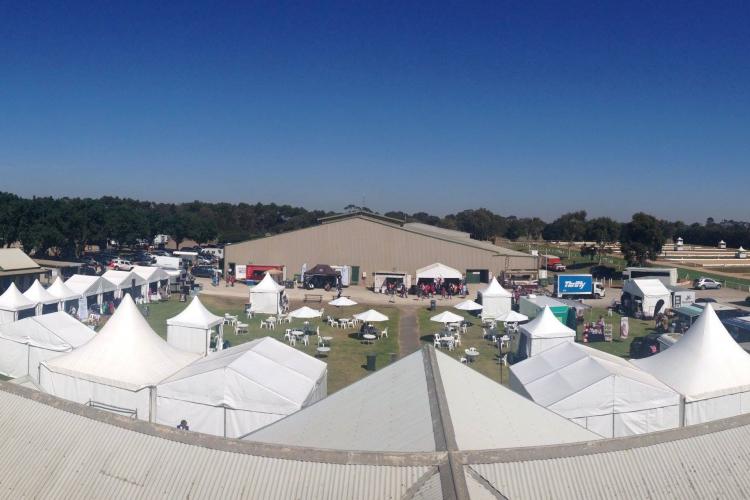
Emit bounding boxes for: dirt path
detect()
[398,308,421,357]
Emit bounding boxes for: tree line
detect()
[1,193,748,266]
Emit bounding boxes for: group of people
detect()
[379,281,408,298]
[416,278,468,300]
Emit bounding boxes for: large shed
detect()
[224,212,538,285]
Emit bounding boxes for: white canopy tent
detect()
[131,266,170,302]
[65,275,116,306]
[510,342,680,438]
[329,296,357,307]
[622,278,672,319]
[430,311,464,324]
[288,306,322,319]
[166,297,224,356]
[39,295,199,421]
[249,273,285,315]
[514,306,576,360]
[0,312,96,382]
[47,277,80,312]
[633,304,750,426]
[354,309,389,323]
[23,280,59,315]
[0,283,37,324]
[477,278,512,319]
[415,263,462,282]
[496,310,529,323]
[454,299,482,311]
[156,337,327,438]
[102,270,147,299]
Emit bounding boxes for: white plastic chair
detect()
[302,335,309,346]
[433,334,441,348]
[289,335,296,346]
[380,327,388,339]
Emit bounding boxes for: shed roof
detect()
[0,248,40,271]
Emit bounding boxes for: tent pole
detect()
[679,396,686,427]
[224,407,227,438]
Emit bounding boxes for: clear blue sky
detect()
[1,1,748,222]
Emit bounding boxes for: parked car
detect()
[191,266,218,278]
[548,262,566,272]
[695,297,718,303]
[693,277,722,290]
[109,258,134,271]
[629,334,661,359]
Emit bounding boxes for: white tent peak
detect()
[288,306,322,319]
[354,309,389,322]
[43,294,199,390]
[167,296,223,329]
[251,273,285,293]
[47,277,79,301]
[430,311,464,324]
[633,303,750,400]
[482,278,512,298]
[415,262,462,280]
[23,280,58,305]
[0,283,36,311]
[521,306,575,338]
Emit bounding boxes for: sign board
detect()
[236,264,246,280]
[557,275,593,294]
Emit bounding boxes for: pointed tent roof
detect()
[23,280,58,305]
[102,270,146,288]
[0,283,37,312]
[65,275,116,296]
[306,264,338,276]
[520,306,576,339]
[250,273,285,293]
[167,296,224,329]
[0,311,95,350]
[245,346,599,451]
[328,296,357,307]
[430,311,464,324]
[354,309,389,322]
[288,306,322,319]
[47,277,80,302]
[158,337,327,412]
[131,265,169,283]
[633,305,750,400]
[511,342,678,409]
[43,295,199,390]
[480,278,512,298]
[454,299,482,311]
[415,262,462,280]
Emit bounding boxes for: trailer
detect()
[554,274,605,299]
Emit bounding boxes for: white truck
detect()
[555,274,606,299]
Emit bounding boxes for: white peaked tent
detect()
[47,277,80,312]
[354,309,389,322]
[510,342,680,438]
[156,337,327,438]
[329,296,357,307]
[415,262,462,281]
[249,273,285,315]
[477,278,512,319]
[430,311,464,324]
[0,312,96,382]
[23,280,59,315]
[516,306,576,359]
[65,275,116,306]
[131,266,170,302]
[166,297,224,355]
[454,299,482,311]
[102,270,147,299]
[289,306,322,319]
[633,305,750,426]
[622,278,671,318]
[0,283,37,324]
[39,295,199,421]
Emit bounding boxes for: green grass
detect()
[415,303,656,386]
[416,305,511,384]
[141,296,400,394]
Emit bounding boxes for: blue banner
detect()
[558,275,593,294]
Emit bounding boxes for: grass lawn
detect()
[142,295,400,394]
[416,303,657,386]
[416,305,510,385]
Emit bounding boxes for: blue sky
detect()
[1,1,748,222]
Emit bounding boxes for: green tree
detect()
[620,212,664,265]
[585,217,621,264]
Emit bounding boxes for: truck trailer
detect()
[554,274,606,299]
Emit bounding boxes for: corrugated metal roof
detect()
[0,248,40,271]
[467,419,750,499]
[0,384,437,500]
